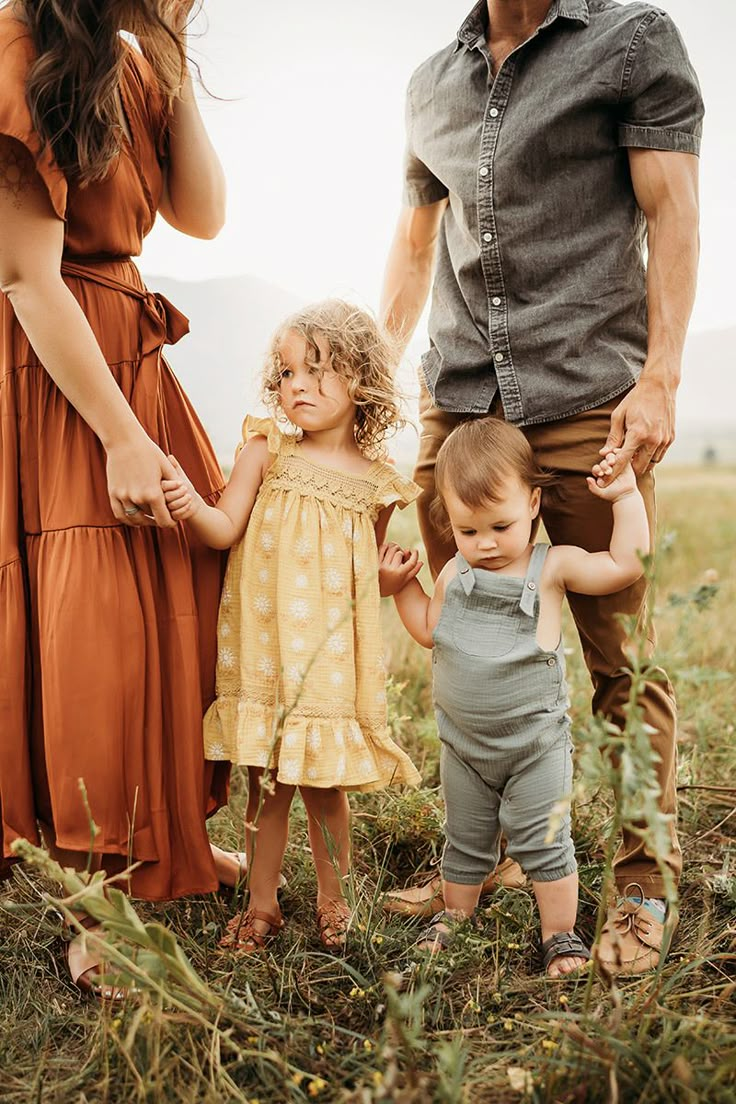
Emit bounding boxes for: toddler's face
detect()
[444,477,540,573]
[276,330,355,433]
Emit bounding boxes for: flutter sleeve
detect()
[0,16,67,220]
[375,462,422,511]
[236,415,287,462]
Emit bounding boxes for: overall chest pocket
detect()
[451,601,520,658]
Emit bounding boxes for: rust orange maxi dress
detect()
[0,12,229,900]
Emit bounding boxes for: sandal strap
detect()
[541,930,591,970]
[416,909,462,950]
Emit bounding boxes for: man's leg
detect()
[526,399,681,903]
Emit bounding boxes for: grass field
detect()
[1,467,734,1103]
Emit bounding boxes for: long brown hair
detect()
[17,1,192,183]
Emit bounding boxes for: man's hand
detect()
[378,542,422,597]
[599,373,676,481]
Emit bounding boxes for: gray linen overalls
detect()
[433,543,577,885]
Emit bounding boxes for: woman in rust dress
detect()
[0,0,232,990]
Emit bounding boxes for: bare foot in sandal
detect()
[219,907,284,953]
[542,930,591,978]
[65,915,130,1001]
[316,898,351,950]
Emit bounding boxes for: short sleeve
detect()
[375,464,422,511]
[0,17,67,219]
[618,11,704,155]
[402,79,449,207]
[237,415,287,462]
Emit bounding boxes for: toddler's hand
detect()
[587,451,638,502]
[161,455,201,521]
[378,542,422,597]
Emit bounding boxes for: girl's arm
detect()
[144,5,226,240]
[550,456,650,596]
[378,545,450,649]
[163,436,271,549]
[0,136,177,528]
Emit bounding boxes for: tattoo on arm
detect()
[0,137,43,208]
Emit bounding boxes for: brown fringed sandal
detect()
[219,907,284,954]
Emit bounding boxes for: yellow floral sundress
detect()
[203,417,422,791]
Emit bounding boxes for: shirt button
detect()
[492,296,501,306]
[547,657,556,667]
[495,351,504,362]
[527,581,536,590]
[489,107,499,118]
[480,166,489,177]
[483,232,493,242]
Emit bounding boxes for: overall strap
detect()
[519,543,550,616]
[455,552,476,595]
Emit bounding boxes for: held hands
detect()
[597,375,676,481]
[161,455,202,521]
[587,450,638,502]
[106,435,178,528]
[378,542,423,597]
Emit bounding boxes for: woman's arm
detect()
[0,135,177,527]
[163,436,270,549]
[151,5,226,240]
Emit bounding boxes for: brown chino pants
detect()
[414,384,680,897]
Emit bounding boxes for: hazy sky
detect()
[140,0,735,335]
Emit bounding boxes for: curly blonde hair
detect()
[262,299,406,458]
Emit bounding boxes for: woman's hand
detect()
[106,434,178,527]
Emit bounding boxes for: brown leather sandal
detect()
[219,907,284,953]
[64,913,128,1002]
[316,900,351,950]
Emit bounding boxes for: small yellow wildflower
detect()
[291,1072,305,1086]
[308,1077,327,1097]
[372,1072,384,1086]
[247,1035,259,1044]
[372,934,384,946]
[558,994,569,1006]
[541,1039,557,1052]
[491,991,502,1004]
[503,1020,514,1032]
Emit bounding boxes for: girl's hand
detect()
[106,435,178,528]
[378,542,422,597]
[587,451,638,503]
[161,455,202,521]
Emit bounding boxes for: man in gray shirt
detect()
[381,0,702,974]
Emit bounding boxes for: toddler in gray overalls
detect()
[380,416,650,976]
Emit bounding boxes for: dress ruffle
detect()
[203,697,420,792]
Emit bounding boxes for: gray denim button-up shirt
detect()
[404,0,703,424]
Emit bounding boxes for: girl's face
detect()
[443,476,541,573]
[276,330,356,434]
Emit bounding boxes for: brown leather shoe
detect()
[594,885,676,976]
[382,856,526,917]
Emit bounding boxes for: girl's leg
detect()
[299,786,351,906]
[533,872,587,977]
[245,767,295,932]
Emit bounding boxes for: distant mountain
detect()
[144,272,735,467]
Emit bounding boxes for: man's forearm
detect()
[380,202,446,353]
[642,193,699,388]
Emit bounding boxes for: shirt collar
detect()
[454,0,589,52]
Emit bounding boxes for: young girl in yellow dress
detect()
[163,300,420,951]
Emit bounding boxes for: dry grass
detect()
[1,466,734,1103]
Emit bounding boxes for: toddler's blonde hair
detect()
[262,299,406,457]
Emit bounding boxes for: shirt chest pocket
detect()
[451,602,520,658]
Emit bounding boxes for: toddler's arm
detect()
[378,544,448,649]
[162,436,271,550]
[551,453,650,596]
